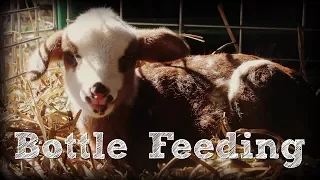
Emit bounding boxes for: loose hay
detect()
[0,66,318,180]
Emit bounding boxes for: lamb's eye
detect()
[119,54,137,72]
[64,52,79,67]
[74,54,82,59]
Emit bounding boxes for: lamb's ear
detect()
[135,28,190,62]
[26,30,64,81]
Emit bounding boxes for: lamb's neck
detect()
[76,103,132,145]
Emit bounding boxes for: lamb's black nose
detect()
[91,82,109,98]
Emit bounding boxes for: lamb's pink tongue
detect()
[98,98,106,105]
[91,98,106,105]
[91,99,98,105]
[90,98,106,110]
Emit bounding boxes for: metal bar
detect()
[178,0,183,34]
[3,28,55,36]
[185,24,315,31]
[57,0,67,29]
[2,36,42,49]
[302,0,306,27]
[299,0,307,81]
[10,1,16,73]
[17,0,23,73]
[53,0,57,30]
[0,13,5,102]
[52,0,60,68]
[66,0,70,25]
[115,21,320,31]
[119,0,123,19]
[239,0,243,53]
[1,6,40,16]
[34,1,40,48]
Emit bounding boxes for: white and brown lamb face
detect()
[26,7,190,118]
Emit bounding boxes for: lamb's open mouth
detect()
[85,95,113,115]
[90,104,108,114]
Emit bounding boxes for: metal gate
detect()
[1,0,320,102]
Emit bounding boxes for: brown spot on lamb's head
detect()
[26,7,190,118]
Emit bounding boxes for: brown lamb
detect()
[26,7,319,174]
